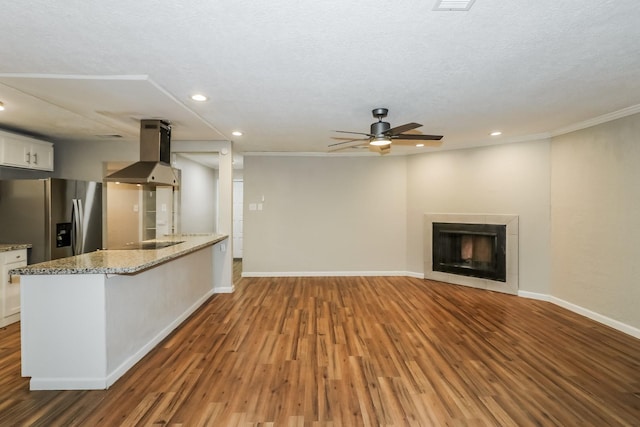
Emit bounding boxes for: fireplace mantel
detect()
[424,214,519,295]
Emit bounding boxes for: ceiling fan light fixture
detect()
[370,136,392,146]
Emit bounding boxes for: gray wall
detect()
[551,113,640,328]
[243,142,551,293]
[173,154,218,233]
[52,139,139,181]
[243,155,408,273]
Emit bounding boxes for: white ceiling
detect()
[1,0,640,158]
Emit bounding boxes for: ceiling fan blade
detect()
[331,136,370,142]
[386,122,422,136]
[391,133,443,141]
[391,139,443,147]
[333,130,374,137]
[328,138,368,147]
[328,138,368,151]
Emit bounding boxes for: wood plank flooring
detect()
[1,265,639,425]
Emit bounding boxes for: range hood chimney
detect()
[106,119,179,187]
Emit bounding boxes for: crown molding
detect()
[551,103,640,137]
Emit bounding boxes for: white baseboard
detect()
[517,290,550,301]
[405,271,425,279]
[30,377,107,391]
[549,295,640,340]
[214,285,235,293]
[242,271,412,278]
[519,290,640,339]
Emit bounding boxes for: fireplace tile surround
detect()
[424,214,519,295]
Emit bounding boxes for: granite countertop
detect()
[0,243,32,252]
[11,234,228,276]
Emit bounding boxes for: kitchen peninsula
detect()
[12,234,229,391]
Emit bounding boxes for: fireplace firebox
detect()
[432,222,506,282]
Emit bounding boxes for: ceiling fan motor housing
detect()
[371,120,391,136]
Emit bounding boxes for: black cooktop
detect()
[114,241,184,250]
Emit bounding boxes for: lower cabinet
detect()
[1,249,27,327]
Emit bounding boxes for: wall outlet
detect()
[220,243,226,252]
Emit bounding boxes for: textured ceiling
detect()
[1,0,640,156]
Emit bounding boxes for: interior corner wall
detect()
[51,140,139,181]
[242,155,407,274]
[551,113,640,330]
[406,140,552,294]
[172,154,218,233]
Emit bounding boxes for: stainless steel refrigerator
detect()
[0,178,102,264]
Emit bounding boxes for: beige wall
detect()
[105,182,141,247]
[243,155,408,274]
[551,113,640,329]
[406,140,552,293]
[173,154,218,233]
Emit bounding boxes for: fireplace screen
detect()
[432,222,506,281]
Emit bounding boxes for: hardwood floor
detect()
[1,270,639,425]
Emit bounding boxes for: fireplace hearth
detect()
[424,214,518,295]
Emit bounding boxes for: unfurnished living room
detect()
[1,0,640,425]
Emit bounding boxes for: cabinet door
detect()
[3,260,25,318]
[2,250,27,320]
[29,141,54,171]
[0,138,29,168]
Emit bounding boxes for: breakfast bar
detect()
[12,234,229,391]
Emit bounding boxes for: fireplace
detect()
[424,214,518,295]
[432,222,506,282]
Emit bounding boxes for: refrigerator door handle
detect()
[77,199,85,254]
[71,199,84,255]
[71,199,77,255]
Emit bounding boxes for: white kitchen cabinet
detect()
[0,130,54,171]
[0,249,27,327]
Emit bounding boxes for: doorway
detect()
[233,180,243,259]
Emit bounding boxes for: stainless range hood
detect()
[105,119,179,187]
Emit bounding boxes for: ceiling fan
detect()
[328,108,443,155]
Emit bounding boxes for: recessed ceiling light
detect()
[0,101,5,111]
[490,131,502,136]
[416,143,425,147]
[191,94,207,102]
[232,131,243,136]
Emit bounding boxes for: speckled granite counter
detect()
[11,234,227,275]
[0,243,32,252]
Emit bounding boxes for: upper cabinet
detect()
[0,130,54,171]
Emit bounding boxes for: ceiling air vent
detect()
[433,0,476,11]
